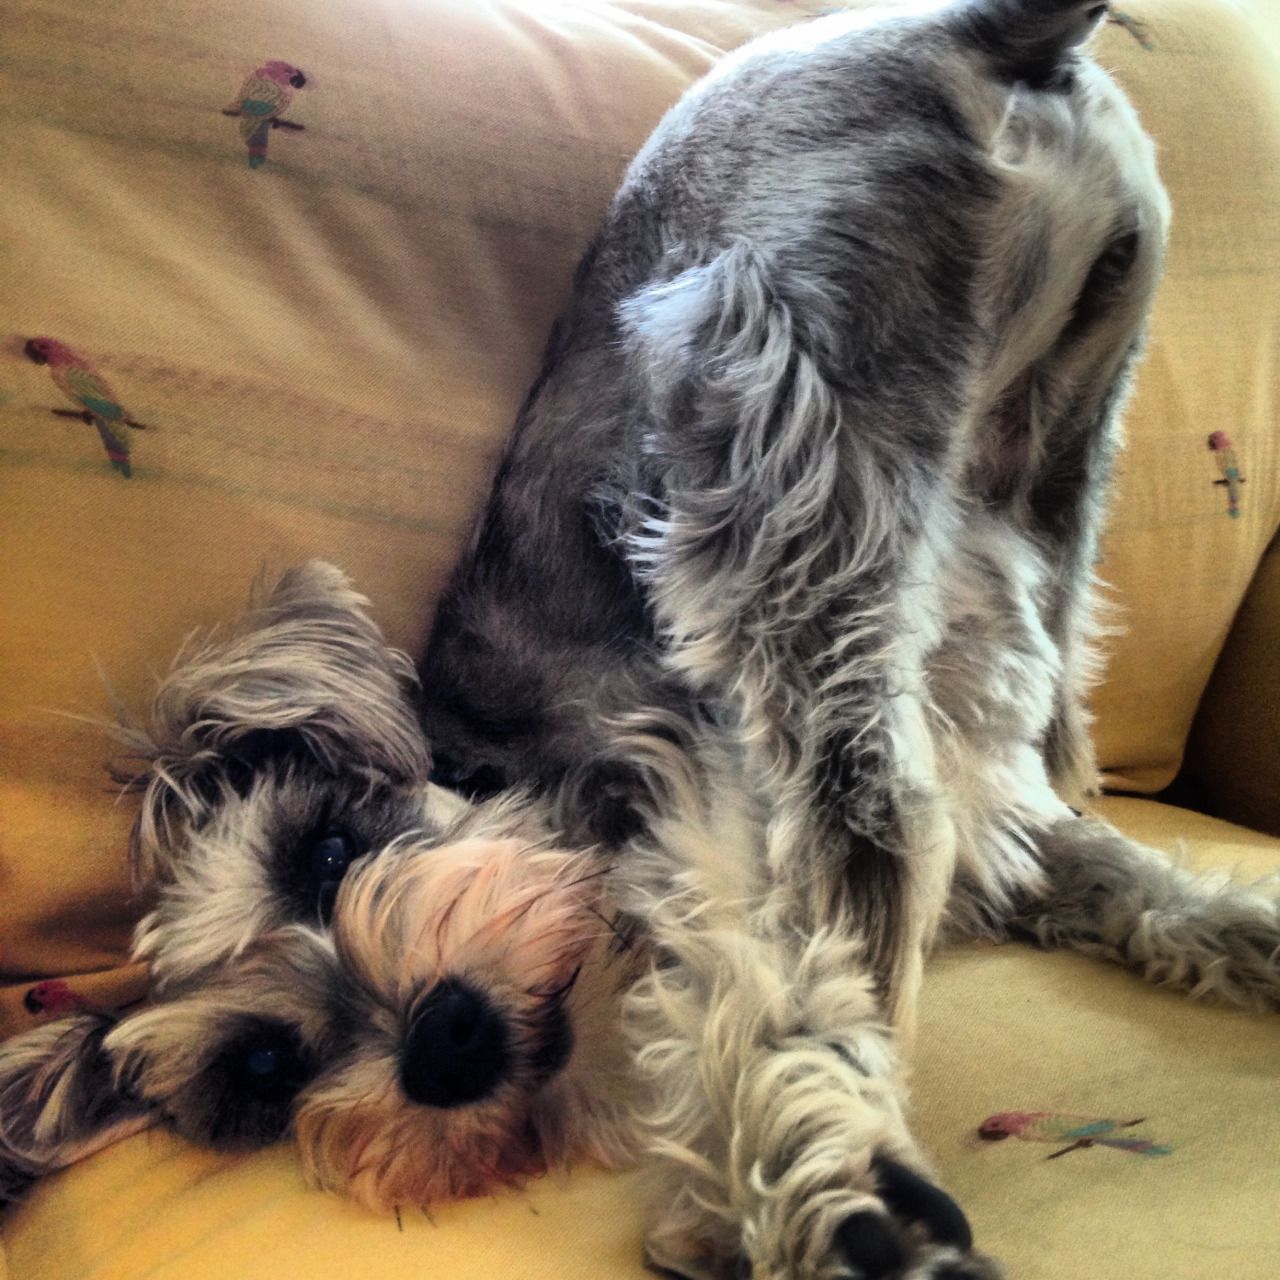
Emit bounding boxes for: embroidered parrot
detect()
[24,337,147,477]
[979,1111,1173,1159]
[223,60,308,168]
[1108,10,1154,50]
[1208,430,1245,519]
[23,979,91,1017]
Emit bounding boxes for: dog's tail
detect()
[949,0,1109,87]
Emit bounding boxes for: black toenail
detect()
[834,1210,906,1278]
[873,1157,974,1251]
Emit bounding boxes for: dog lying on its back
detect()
[4,3,1280,1278]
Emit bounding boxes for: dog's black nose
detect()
[400,979,509,1109]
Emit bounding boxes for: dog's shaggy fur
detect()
[3,3,1279,1277]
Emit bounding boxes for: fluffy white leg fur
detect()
[627,916,911,1279]
[0,1014,154,1202]
[616,768,986,1280]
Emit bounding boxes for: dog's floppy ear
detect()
[115,561,430,881]
[950,0,1108,89]
[0,1013,154,1204]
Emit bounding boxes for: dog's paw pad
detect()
[832,1159,999,1278]
[873,1156,973,1251]
[834,1209,907,1278]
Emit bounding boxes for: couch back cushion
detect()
[2,0,1278,1035]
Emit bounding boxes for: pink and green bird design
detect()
[979,1111,1173,1159]
[223,60,308,168]
[24,337,147,477]
[1208,430,1245,519]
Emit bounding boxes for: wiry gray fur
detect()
[0,1014,151,1203]
[3,4,1278,1279]
[417,0,1271,1274]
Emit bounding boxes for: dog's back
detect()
[418,0,1167,859]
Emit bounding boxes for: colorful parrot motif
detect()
[24,337,147,477]
[1108,10,1154,50]
[979,1111,1173,1159]
[23,979,90,1017]
[1208,430,1245,519]
[223,60,308,168]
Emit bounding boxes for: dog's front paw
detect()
[834,1157,1002,1280]
[645,1151,1002,1280]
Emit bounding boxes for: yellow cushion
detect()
[0,0,749,1036]
[1086,0,1280,791]
[4,797,1277,1278]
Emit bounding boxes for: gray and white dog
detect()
[3,3,1278,1277]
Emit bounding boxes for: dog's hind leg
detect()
[1006,812,1280,1011]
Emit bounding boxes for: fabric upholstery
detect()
[1183,537,1280,836]
[0,0,740,1036]
[1087,0,1280,792]
[2,1,1279,1276]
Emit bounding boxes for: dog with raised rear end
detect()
[4,3,1280,1278]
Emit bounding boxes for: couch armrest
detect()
[1182,537,1280,836]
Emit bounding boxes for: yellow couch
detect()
[1,2,1277,1276]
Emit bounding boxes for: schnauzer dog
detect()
[0,561,646,1207]
[4,2,1278,1277]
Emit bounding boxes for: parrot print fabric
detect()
[979,1112,1173,1159]
[23,338,147,478]
[20,980,91,1018]
[1208,431,1245,519]
[223,60,308,168]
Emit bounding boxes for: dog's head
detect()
[0,564,637,1209]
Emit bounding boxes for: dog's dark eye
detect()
[218,1021,314,1121]
[308,828,354,884]
[300,826,360,922]
[246,1046,284,1078]
[1068,231,1140,335]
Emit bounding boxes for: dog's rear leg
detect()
[1011,812,1280,1011]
